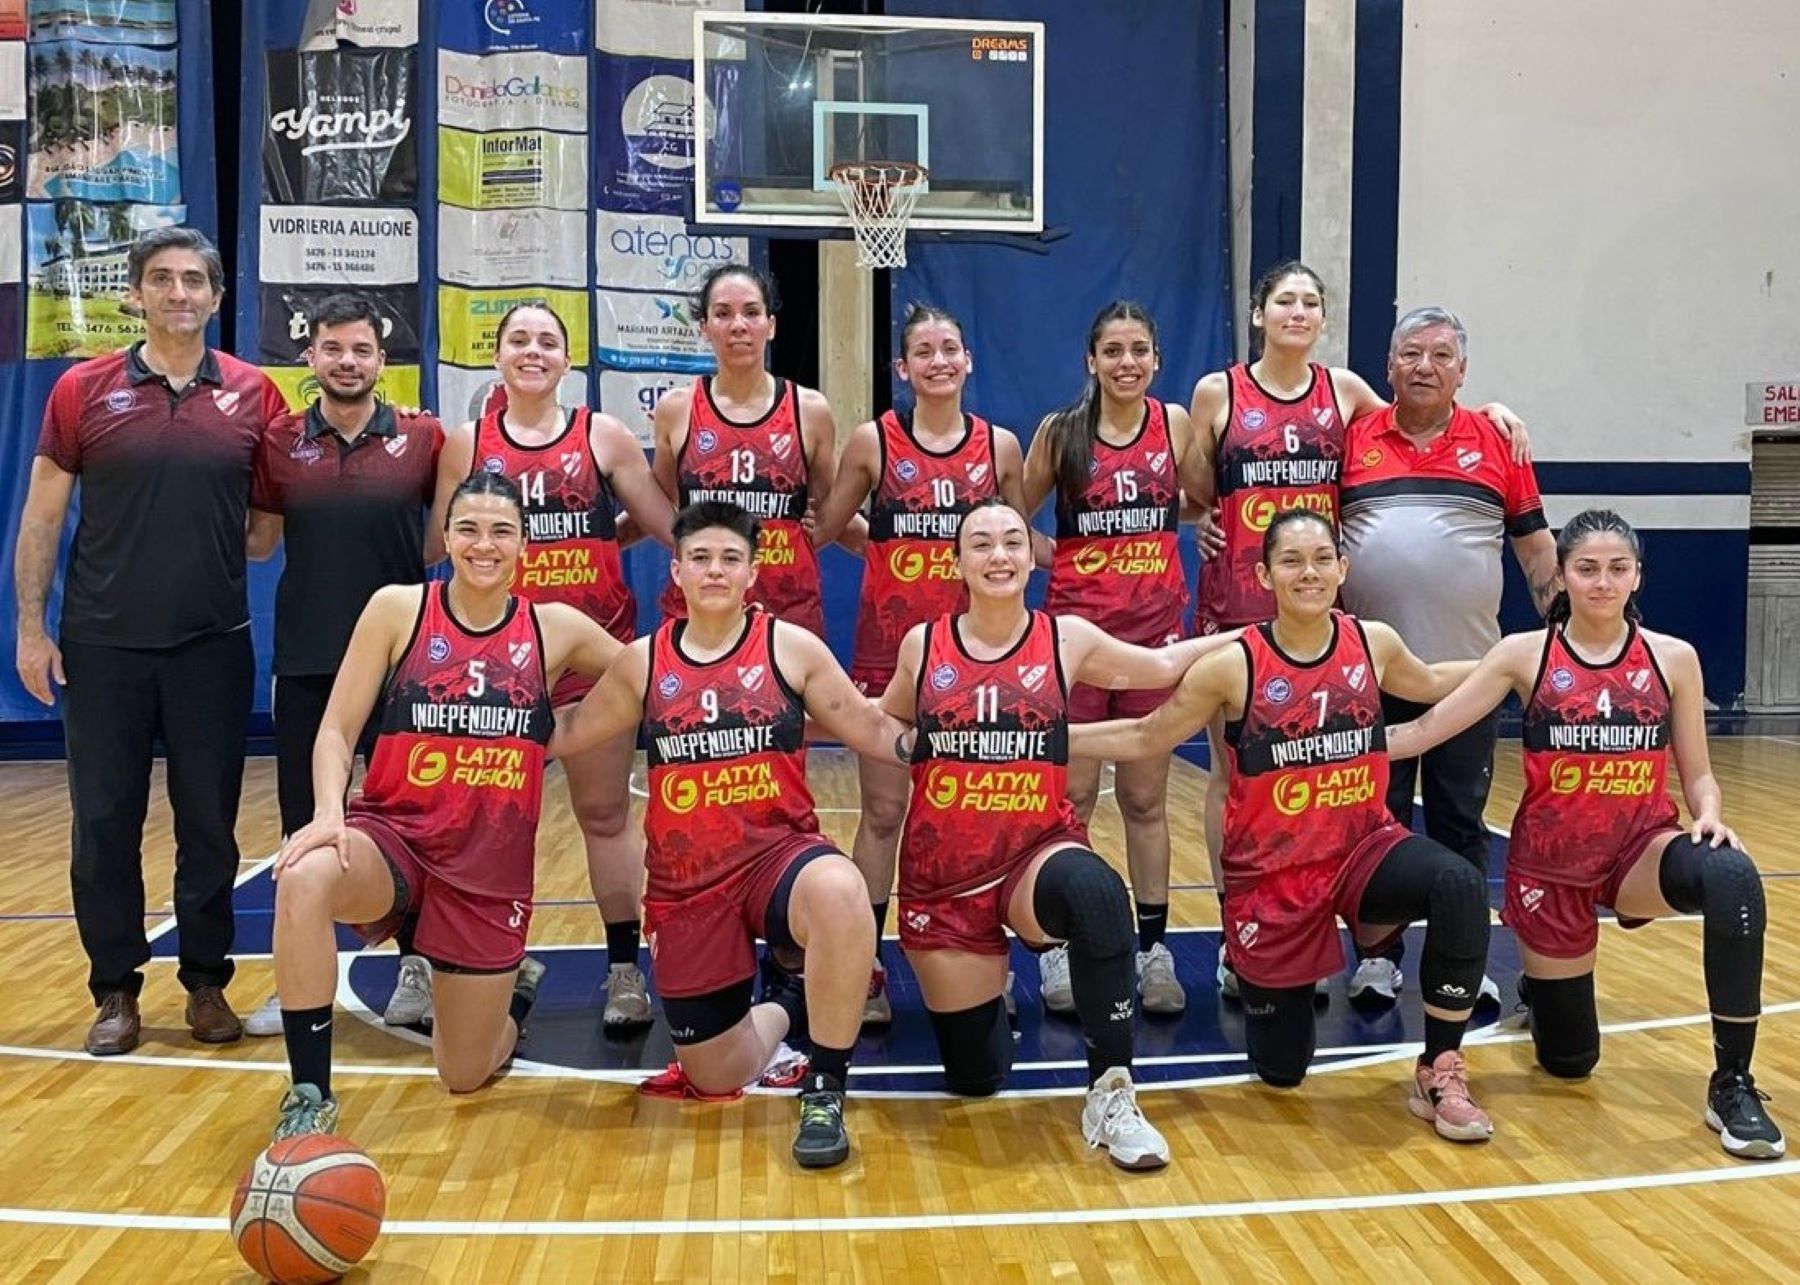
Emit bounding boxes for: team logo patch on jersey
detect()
[695,428,717,454]
[1520,884,1545,912]
[657,672,683,699]
[903,907,932,934]
[966,461,990,486]
[1263,676,1293,704]
[509,641,533,668]
[559,451,583,477]
[290,439,324,463]
[384,436,409,458]
[427,635,452,663]
[1313,407,1336,429]
[104,388,136,413]
[1237,920,1259,948]
[1147,450,1169,474]
[930,663,959,691]
[1342,663,1367,692]
[1241,408,1267,430]
[482,455,507,474]
[1627,668,1652,693]
[212,390,242,415]
[1017,662,1048,691]
[770,432,795,459]
[895,457,919,483]
[738,663,766,692]
[1360,448,1383,467]
[1550,667,1575,692]
[1457,449,1483,472]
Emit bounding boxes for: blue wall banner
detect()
[25,40,181,202]
[263,46,418,205]
[440,0,588,56]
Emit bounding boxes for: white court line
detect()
[1,1155,1796,1237]
[144,854,276,943]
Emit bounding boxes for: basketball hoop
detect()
[828,161,929,270]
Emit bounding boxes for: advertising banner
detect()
[438,49,586,134]
[264,362,422,414]
[439,0,587,56]
[438,125,585,210]
[258,281,422,362]
[599,367,684,446]
[264,47,417,205]
[25,198,184,358]
[594,285,711,372]
[259,204,419,285]
[26,40,181,202]
[593,55,736,214]
[0,1,22,41]
[437,282,589,366]
[595,0,743,61]
[439,205,584,288]
[298,0,417,51]
[0,121,21,200]
[0,199,19,282]
[26,0,176,45]
[0,42,21,118]
[595,208,743,294]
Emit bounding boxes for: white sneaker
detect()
[603,962,653,1028]
[862,960,893,1025]
[1477,973,1503,1009]
[1081,1067,1170,1170]
[1135,943,1187,1015]
[1004,969,1018,1020]
[1215,942,1240,1001]
[1040,945,1075,1012]
[244,994,283,1037]
[383,955,433,1026]
[1348,957,1402,1010]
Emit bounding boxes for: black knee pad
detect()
[1527,973,1600,1079]
[1657,836,1764,932]
[929,998,1013,1097]
[1031,848,1133,957]
[1418,854,1490,1009]
[1240,982,1316,1089]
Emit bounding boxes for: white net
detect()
[828,162,928,269]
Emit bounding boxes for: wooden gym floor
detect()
[1,737,1798,1282]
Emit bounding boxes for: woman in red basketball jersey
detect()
[651,264,839,636]
[1386,509,1783,1159]
[811,302,1033,1025]
[881,499,1239,1171]
[1074,510,1498,1143]
[269,472,625,1141]
[430,302,676,1034]
[1024,300,1209,1019]
[1188,262,1529,995]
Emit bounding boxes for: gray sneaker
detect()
[1039,945,1075,1012]
[602,962,653,1028]
[1135,943,1187,1015]
[273,1083,339,1142]
[383,955,433,1026]
[244,993,284,1038]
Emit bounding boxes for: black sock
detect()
[765,962,808,1045]
[282,1005,334,1098]
[1135,901,1169,952]
[809,1042,852,1088]
[871,901,889,965]
[1421,1014,1465,1066]
[1713,1018,1758,1077]
[509,960,543,1028]
[604,920,641,969]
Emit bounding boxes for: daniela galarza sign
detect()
[264,47,417,205]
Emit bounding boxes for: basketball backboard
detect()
[693,12,1044,235]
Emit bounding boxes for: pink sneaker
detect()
[1408,1049,1494,1142]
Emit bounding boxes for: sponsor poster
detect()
[0,42,21,118]
[259,282,421,362]
[439,205,584,288]
[264,48,417,205]
[25,198,184,358]
[594,286,711,372]
[259,205,419,285]
[599,367,685,446]
[0,200,19,282]
[437,282,589,366]
[0,283,18,360]
[438,49,586,134]
[298,0,418,51]
[1,0,23,40]
[26,0,176,45]
[438,125,586,211]
[0,121,22,200]
[593,55,737,214]
[439,363,588,424]
[264,363,422,414]
[595,209,744,294]
[26,40,180,203]
[595,0,744,61]
[439,0,587,56]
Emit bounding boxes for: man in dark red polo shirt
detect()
[241,293,444,1037]
[13,227,287,1055]
[1338,306,1559,1010]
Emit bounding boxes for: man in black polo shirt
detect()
[14,226,287,1055]
[242,293,443,1036]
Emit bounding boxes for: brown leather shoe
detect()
[85,991,141,1056]
[186,985,244,1044]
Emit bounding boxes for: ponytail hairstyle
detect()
[1246,259,1327,361]
[896,301,964,355]
[1546,507,1644,625]
[1260,508,1339,566]
[446,468,528,530]
[1040,300,1159,499]
[693,262,782,318]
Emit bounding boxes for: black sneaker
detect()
[1706,1068,1787,1159]
[793,1072,850,1169]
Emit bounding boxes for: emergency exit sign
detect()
[1748,381,1800,426]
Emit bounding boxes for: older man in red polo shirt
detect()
[1338,306,1558,1010]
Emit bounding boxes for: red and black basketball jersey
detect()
[642,613,820,899]
[1195,363,1345,630]
[1222,612,1388,888]
[1045,397,1186,645]
[853,411,996,679]
[901,611,1087,898]
[352,584,554,899]
[473,406,634,705]
[659,377,824,635]
[1512,626,1679,882]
